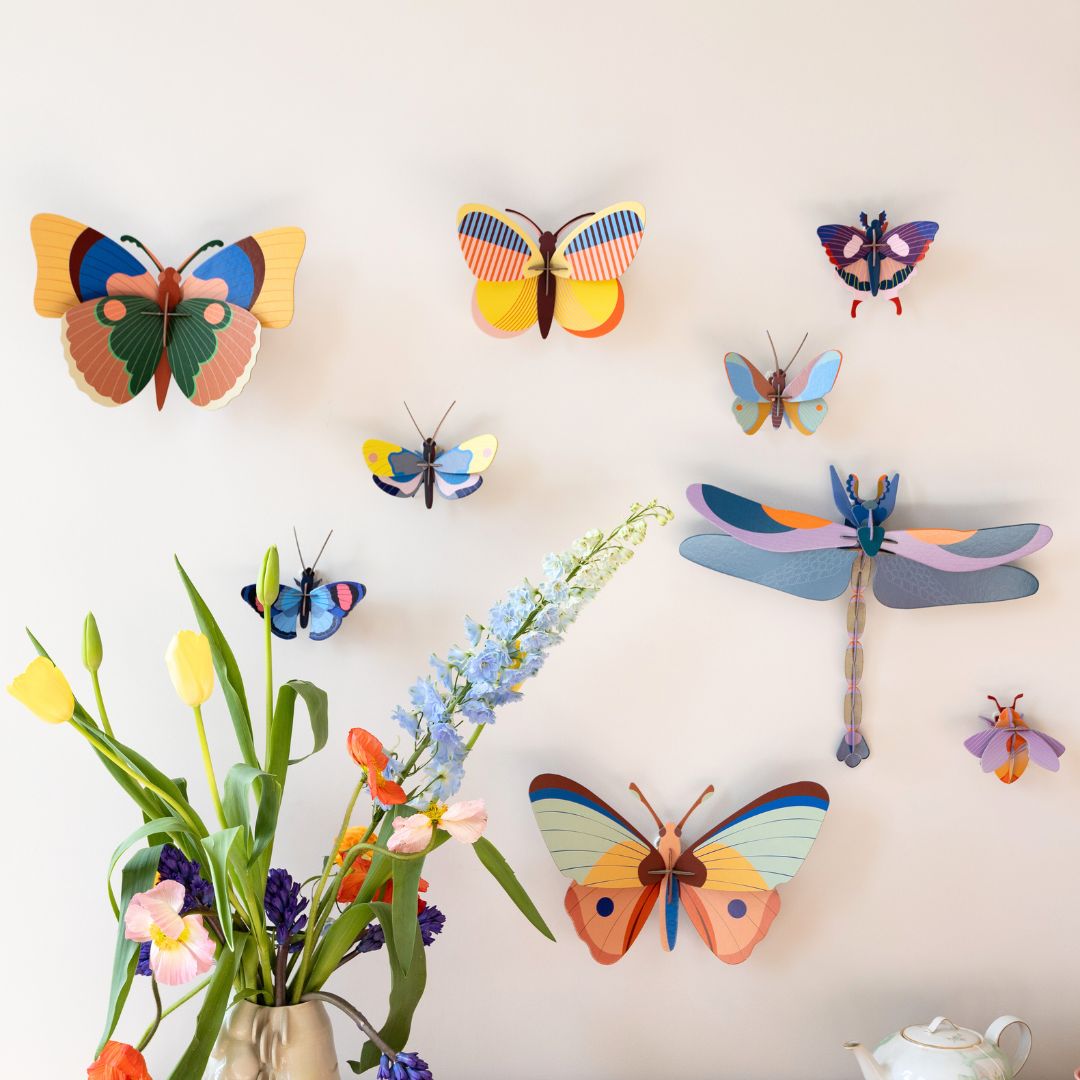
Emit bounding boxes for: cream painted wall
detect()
[2,2,1078,1076]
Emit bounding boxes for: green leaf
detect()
[390,854,425,974]
[202,827,243,950]
[97,845,163,1055]
[223,764,281,867]
[167,934,247,1080]
[176,557,258,768]
[106,817,189,917]
[348,903,426,1074]
[472,836,555,940]
[265,680,329,790]
[304,903,374,992]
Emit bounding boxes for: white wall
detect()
[2,2,1078,1076]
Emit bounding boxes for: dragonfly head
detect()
[830,468,900,529]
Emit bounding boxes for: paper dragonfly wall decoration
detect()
[964,694,1065,784]
[680,470,1052,768]
[241,530,364,641]
[529,774,829,965]
[456,202,645,339]
[816,210,938,317]
[362,402,497,510]
[30,214,304,409]
[724,333,842,435]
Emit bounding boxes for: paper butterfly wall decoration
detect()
[816,210,938,317]
[456,202,645,339]
[30,214,305,409]
[680,469,1052,768]
[241,530,364,641]
[362,401,497,510]
[964,694,1065,784]
[724,332,842,435]
[529,774,829,965]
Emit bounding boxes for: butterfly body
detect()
[529,774,829,964]
[816,210,938,317]
[964,694,1065,784]
[456,202,645,339]
[31,215,304,409]
[723,345,841,436]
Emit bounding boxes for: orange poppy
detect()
[87,1041,152,1080]
[336,826,428,905]
[346,728,406,805]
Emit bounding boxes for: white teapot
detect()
[845,1015,1030,1080]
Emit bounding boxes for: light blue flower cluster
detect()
[386,501,673,805]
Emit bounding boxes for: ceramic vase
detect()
[202,1000,340,1080]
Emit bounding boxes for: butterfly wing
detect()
[674,782,829,964]
[241,584,303,640]
[555,203,646,282]
[1023,730,1065,771]
[881,221,939,266]
[816,224,869,268]
[362,440,425,498]
[883,524,1052,572]
[871,554,1041,609]
[529,774,661,965]
[723,353,772,435]
[186,228,306,327]
[680,535,857,601]
[686,484,856,553]
[167,299,261,408]
[31,213,154,317]
[432,435,498,500]
[783,351,842,401]
[306,582,366,641]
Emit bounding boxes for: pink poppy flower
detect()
[387,799,488,854]
[124,880,216,986]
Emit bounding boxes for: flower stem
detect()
[136,978,163,1052]
[136,974,209,1050]
[192,705,227,830]
[90,670,114,739]
[263,608,274,767]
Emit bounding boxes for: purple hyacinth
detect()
[377,1050,433,1080]
[136,844,214,976]
[264,868,309,948]
[351,905,445,957]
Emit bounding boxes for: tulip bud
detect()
[82,612,103,673]
[165,630,215,707]
[257,545,280,607]
[7,656,75,724]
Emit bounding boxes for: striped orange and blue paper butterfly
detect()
[529,774,829,965]
[456,202,645,339]
[241,530,364,642]
[30,214,304,409]
[362,402,497,510]
[725,333,842,435]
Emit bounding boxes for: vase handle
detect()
[984,1015,1031,1076]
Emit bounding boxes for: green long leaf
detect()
[265,680,328,789]
[223,764,281,867]
[167,934,247,1080]
[106,817,188,917]
[202,827,242,950]
[304,902,374,992]
[176,557,258,768]
[390,854,425,975]
[348,903,426,1074]
[472,836,555,940]
[97,845,164,1055]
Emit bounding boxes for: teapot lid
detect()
[901,1017,983,1050]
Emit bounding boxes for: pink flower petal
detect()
[440,799,488,844]
[150,940,199,986]
[123,900,154,943]
[182,915,217,971]
[136,881,186,939]
[387,814,433,853]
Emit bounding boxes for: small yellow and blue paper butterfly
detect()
[456,202,645,339]
[724,333,842,436]
[362,402,497,510]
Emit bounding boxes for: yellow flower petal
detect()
[165,631,215,707]
[7,656,74,724]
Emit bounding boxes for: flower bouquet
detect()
[8,501,672,1078]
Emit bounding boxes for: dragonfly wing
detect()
[884,524,1052,571]
[872,555,1040,609]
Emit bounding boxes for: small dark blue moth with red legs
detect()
[241,529,365,641]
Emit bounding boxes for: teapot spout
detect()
[844,1042,887,1080]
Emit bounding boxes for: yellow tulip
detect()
[8,656,75,724]
[165,631,215,707]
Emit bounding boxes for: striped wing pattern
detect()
[457,206,538,282]
[559,203,645,281]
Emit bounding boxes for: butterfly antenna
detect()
[431,400,457,442]
[120,235,165,273]
[765,330,780,372]
[675,785,715,836]
[403,401,425,441]
[505,209,542,234]
[783,331,810,373]
[293,526,307,568]
[553,212,594,237]
[177,239,224,273]
[310,529,334,574]
[628,783,664,831]
[987,694,1005,713]
[1011,692,1024,710]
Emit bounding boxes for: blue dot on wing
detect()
[727,899,747,919]
[596,897,615,917]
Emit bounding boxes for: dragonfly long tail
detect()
[837,553,871,767]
